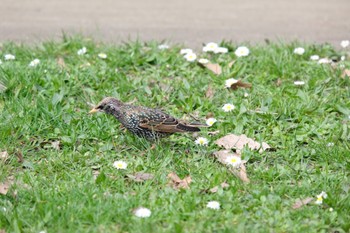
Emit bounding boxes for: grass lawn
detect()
[0,36,350,233]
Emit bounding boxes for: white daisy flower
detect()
[319,191,327,199]
[113,160,127,170]
[293,47,305,55]
[315,191,327,205]
[340,40,349,48]
[234,46,250,57]
[98,53,107,59]
[244,92,249,97]
[158,44,169,50]
[77,47,87,55]
[329,207,334,212]
[198,58,209,64]
[203,42,219,52]
[184,52,197,62]
[206,118,217,126]
[4,54,15,60]
[222,103,235,112]
[29,59,40,67]
[294,81,305,86]
[310,55,319,61]
[180,48,193,55]
[214,47,228,54]
[318,58,331,64]
[225,78,238,88]
[134,207,151,218]
[327,142,334,147]
[225,155,242,168]
[341,56,345,61]
[195,137,209,146]
[206,201,220,210]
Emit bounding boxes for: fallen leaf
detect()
[0,182,10,195]
[205,85,215,99]
[57,57,66,68]
[229,80,252,90]
[213,150,250,183]
[0,151,9,161]
[209,182,230,193]
[167,172,192,190]
[16,151,24,163]
[215,134,270,153]
[51,141,60,150]
[276,78,283,86]
[237,163,250,183]
[206,112,215,118]
[127,172,154,182]
[0,229,6,233]
[200,62,222,75]
[228,60,235,68]
[342,69,350,78]
[292,197,314,209]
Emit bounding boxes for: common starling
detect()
[89,97,206,140]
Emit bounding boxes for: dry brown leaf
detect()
[0,182,10,195]
[127,172,154,182]
[209,182,230,193]
[292,197,314,209]
[205,85,215,99]
[202,63,222,75]
[0,229,6,233]
[51,141,60,150]
[229,80,252,90]
[16,151,24,163]
[276,78,283,86]
[167,172,192,190]
[0,151,9,161]
[57,57,66,68]
[215,134,270,153]
[213,150,250,183]
[228,61,235,68]
[237,163,250,183]
[342,69,350,78]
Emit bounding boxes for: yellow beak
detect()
[89,108,99,114]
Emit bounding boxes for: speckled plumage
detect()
[90,97,206,140]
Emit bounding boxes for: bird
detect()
[89,97,207,140]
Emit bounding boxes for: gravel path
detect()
[0,0,349,47]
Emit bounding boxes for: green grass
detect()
[0,35,350,233]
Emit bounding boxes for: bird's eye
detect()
[97,105,104,110]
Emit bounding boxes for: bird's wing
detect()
[138,110,200,133]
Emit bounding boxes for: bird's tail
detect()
[176,122,208,132]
